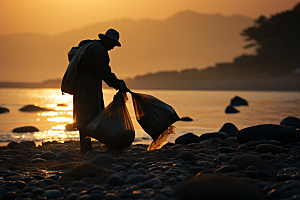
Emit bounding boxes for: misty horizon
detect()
[0,10,253,37]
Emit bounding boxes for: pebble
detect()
[2,134,300,200]
[39,152,56,160]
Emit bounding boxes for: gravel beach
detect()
[1,125,300,200]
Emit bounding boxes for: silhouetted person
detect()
[70,29,129,154]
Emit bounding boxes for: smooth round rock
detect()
[19,104,52,112]
[39,152,56,160]
[125,175,147,184]
[112,165,127,172]
[42,190,61,198]
[12,126,39,133]
[105,174,123,187]
[214,165,239,173]
[2,191,17,200]
[175,133,201,144]
[219,123,239,137]
[71,181,87,187]
[280,116,300,128]
[174,174,262,200]
[237,124,296,144]
[200,132,228,141]
[174,151,195,161]
[255,144,283,154]
[56,151,71,160]
[179,117,193,121]
[139,178,162,188]
[31,158,47,163]
[20,141,36,148]
[225,105,240,114]
[7,141,22,149]
[230,96,248,106]
[0,106,9,114]
[91,154,118,166]
[227,155,276,176]
[130,147,147,152]
[218,147,234,153]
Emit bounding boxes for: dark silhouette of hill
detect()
[130,3,300,83]
[0,11,253,82]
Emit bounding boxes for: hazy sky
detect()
[0,0,299,35]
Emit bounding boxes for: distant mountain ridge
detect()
[0,10,254,82]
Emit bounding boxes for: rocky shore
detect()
[0,119,300,200]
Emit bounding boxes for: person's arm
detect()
[90,44,127,90]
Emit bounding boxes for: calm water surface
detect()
[0,88,299,146]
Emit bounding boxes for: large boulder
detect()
[0,107,9,114]
[12,126,39,133]
[199,132,228,141]
[237,124,296,144]
[227,154,277,176]
[225,105,240,114]
[230,96,248,106]
[175,133,201,144]
[218,123,239,137]
[280,116,300,128]
[173,174,262,200]
[19,105,52,112]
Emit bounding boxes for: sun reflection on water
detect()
[36,102,79,141]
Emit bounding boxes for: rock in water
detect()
[227,154,277,176]
[19,104,52,112]
[178,117,193,121]
[280,116,300,128]
[175,133,201,144]
[174,174,262,200]
[237,124,296,144]
[65,124,77,131]
[218,123,239,137]
[12,126,39,133]
[230,96,248,106]
[225,105,240,113]
[0,106,9,113]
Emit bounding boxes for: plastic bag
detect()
[61,42,95,95]
[85,92,135,150]
[130,91,180,141]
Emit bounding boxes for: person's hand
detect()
[119,86,129,93]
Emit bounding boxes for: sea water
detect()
[0,88,299,146]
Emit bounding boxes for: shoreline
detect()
[1,128,300,200]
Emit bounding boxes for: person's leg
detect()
[79,129,92,154]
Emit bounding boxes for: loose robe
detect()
[73,41,126,130]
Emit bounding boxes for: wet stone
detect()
[125,175,147,184]
[214,165,239,173]
[42,189,61,199]
[218,147,234,153]
[39,152,56,160]
[71,181,87,188]
[56,151,71,160]
[174,151,195,161]
[112,165,127,172]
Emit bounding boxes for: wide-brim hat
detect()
[98,28,121,47]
